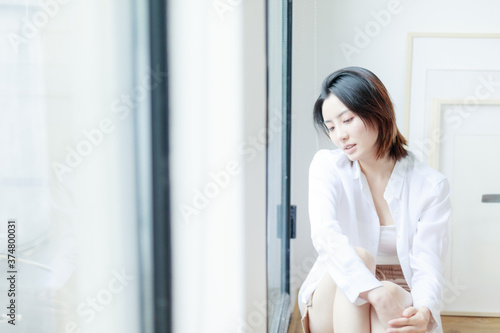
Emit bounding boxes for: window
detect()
[267,0,294,331]
[0,1,156,331]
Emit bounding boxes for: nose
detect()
[336,127,348,142]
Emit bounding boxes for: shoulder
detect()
[310,149,350,172]
[309,149,352,186]
[406,151,447,187]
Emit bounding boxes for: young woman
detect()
[298,67,451,333]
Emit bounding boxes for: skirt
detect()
[375,264,410,293]
[301,265,410,333]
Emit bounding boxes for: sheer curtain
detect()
[0,1,151,332]
[0,4,53,330]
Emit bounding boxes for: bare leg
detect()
[370,308,387,333]
[333,247,376,333]
[307,247,375,332]
[333,285,371,332]
[370,281,413,331]
[307,274,336,333]
[306,247,381,333]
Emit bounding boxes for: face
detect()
[322,94,379,162]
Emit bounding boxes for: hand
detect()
[361,286,406,329]
[386,306,432,333]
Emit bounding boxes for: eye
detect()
[344,117,354,124]
[327,126,334,132]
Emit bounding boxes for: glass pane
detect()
[0,1,152,332]
[267,0,292,331]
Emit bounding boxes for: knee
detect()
[354,247,375,272]
[380,281,413,307]
[380,281,399,295]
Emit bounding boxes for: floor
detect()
[288,300,500,333]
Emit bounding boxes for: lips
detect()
[344,144,357,154]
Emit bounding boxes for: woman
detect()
[298,67,451,333]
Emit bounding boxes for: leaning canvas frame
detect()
[428,99,500,170]
[405,33,500,317]
[404,33,500,149]
[431,99,500,318]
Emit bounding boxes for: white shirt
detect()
[298,149,451,333]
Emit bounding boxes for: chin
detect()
[344,153,359,162]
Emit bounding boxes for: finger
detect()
[388,317,411,328]
[386,326,414,333]
[389,313,425,328]
[402,306,418,317]
[388,327,426,333]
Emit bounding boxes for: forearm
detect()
[359,285,384,304]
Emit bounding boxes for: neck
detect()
[358,154,396,181]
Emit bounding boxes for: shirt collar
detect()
[352,153,411,200]
[387,155,410,199]
[353,160,361,180]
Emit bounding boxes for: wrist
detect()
[419,306,432,323]
[361,286,387,305]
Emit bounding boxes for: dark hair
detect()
[313,67,408,160]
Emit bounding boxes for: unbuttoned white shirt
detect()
[298,149,451,333]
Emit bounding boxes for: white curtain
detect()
[0,1,148,332]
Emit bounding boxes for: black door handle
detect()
[482,194,500,203]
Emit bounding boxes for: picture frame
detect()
[404,33,500,317]
[403,33,500,163]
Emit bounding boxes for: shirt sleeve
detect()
[409,178,452,332]
[308,151,382,305]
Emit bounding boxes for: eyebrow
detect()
[324,109,350,124]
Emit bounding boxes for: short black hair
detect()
[313,66,407,160]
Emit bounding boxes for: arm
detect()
[309,151,382,305]
[410,178,451,331]
[362,286,410,325]
[388,178,451,332]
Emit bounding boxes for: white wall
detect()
[290,0,500,304]
[169,0,267,332]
